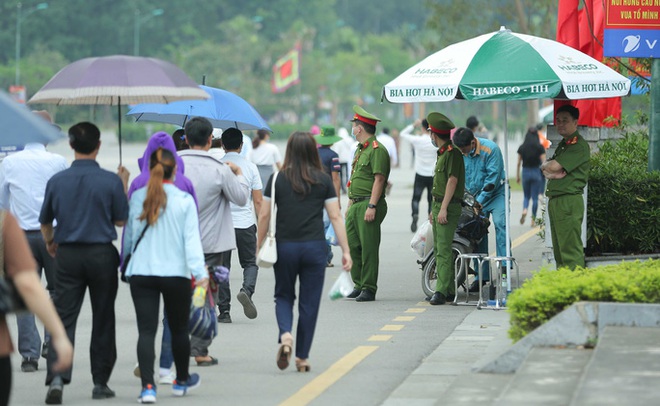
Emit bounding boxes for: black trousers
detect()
[129,276,192,387]
[46,243,119,386]
[411,174,434,217]
[218,225,259,311]
[0,356,10,406]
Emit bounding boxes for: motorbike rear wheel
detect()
[421,242,471,298]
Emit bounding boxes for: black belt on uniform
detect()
[432,195,462,204]
[349,196,371,203]
[23,229,42,233]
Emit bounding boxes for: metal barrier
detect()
[479,256,520,310]
[452,253,488,307]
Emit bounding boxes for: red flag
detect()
[555,0,621,127]
[557,0,580,48]
[554,0,580,121]
[271,43,301,94]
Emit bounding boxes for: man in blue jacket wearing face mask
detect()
[452,128,507,292]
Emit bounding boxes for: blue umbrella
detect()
[127,85,270,131]
[0,91,64,147]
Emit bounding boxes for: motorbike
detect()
[418,184,493,298]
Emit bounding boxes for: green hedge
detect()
[587,132,660,255]
[507,260,660,341]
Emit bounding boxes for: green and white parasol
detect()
[383,27,631,103]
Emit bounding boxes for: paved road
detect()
[7,134,546,405]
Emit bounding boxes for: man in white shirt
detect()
[332,128,356,194]
[377,127,398,195]
[399,118,438,232]
[0,110,68,373]
[219,128,263,320]
[180,117,250,365]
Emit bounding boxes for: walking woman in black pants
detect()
[123,148,209,403]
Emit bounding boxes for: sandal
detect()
[195,356,218,366]
[520,211,527,225]
[276,333,293,370]
[295,358,310,372]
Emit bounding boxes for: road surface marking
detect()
[280,346,379,406]
[393,316,415,322]
[368,334,393,342]
[381,324,404,331]
[405,308,426,313]
[489,226,539,255]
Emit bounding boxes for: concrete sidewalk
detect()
[383,307,511,405]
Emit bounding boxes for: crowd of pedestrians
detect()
[0,103,589,405]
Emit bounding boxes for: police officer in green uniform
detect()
[427,113,465,305]
[541,105,590,270]
[345,105,390,302]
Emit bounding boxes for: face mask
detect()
[430,137,438,148]
[350,127,358,139]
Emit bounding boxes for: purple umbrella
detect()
[28,55,208,163]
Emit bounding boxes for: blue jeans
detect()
[274,240,326,360]
[17,231,57,359]
[522,167,544,218]
[159,313,173,370]
[476,193,508,280]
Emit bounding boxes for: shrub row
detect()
[587,132,660,255]
[507,259,660,342]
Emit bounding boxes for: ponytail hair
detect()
[252,129,269,149]
[139,148,176,225]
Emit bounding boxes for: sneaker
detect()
[45,376,63,405]
[172,373,201,397]
[158,370,176,385]
[21,357,38,372]
[217,311,232,323]
[137,384,156,404]
[237,289,257,319]
[92,384,115,399]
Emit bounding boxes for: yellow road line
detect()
[489,226,540,256]
[381,324,404,331]
[393,316,415,322]
[368,334,393,342]
[405,308,426,313]
[279,346,379,406]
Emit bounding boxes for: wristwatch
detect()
[367,203,377,209]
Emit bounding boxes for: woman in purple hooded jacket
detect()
[124,131,198,385]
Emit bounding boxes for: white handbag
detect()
[257,172,278,268]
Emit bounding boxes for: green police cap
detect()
[351,105,381,126]
[314,126,342,145]
[426,112,455,135]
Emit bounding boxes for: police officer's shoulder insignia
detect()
[372,140,379,149]
[566,135,578,145]
[438,143,453,155]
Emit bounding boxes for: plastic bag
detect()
[325,223,338,246]
[410,220,432,257]
[328,271,354,300]
[189,290,217,340]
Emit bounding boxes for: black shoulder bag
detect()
[120,224,149,282]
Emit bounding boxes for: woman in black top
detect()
[257,132,352,373]
[516,128,546,226]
